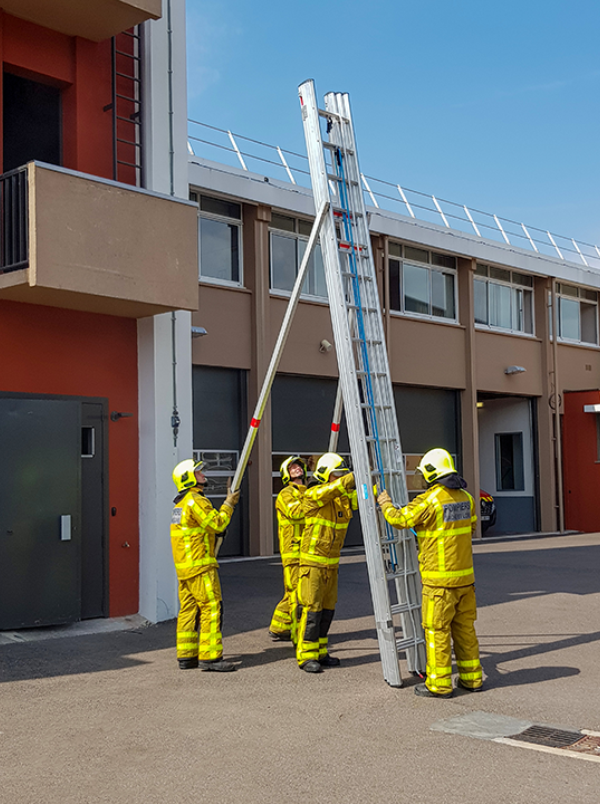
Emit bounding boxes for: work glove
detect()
[377,489,392,508]
[224,489,240,508]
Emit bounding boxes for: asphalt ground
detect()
[0,531,599,803]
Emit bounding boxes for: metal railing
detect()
[188,118,600,272]
[0,166,28,275]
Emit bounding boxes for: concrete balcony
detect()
[0,0,161,42]
[0,162,198,318]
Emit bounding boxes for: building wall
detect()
[0,299,139,615]
[188,175,600,552]
[0,11,116,180]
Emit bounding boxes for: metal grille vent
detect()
[510,725,582,748]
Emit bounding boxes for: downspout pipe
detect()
[166,0,179,448]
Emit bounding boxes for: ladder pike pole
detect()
[215,200,330,555]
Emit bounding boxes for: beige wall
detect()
[0,164,198,318]
[475,330,544,394]
[388,316,466,388]
[558,343,600,391]
[193,285,253,369]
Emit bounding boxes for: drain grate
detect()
[565,735,600,756]
[510,725,582,748]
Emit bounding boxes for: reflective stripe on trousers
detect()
[176,567,224,661]
[422,584,482,694]
[296,565,338,666]
[269,563,300,643]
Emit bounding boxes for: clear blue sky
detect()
[186,0,600,248]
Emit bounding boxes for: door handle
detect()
[60,515,72,541]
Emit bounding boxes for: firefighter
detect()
[296,453,357,673]
[269,456,307,643]
[171,459,240,672]
[377,448,483,698]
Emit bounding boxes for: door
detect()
[563,389,600,532]
[0,397,81,629]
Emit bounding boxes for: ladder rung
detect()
[323,141,355,155]
[386,569,419,581]
[396,636,425,652]
[390,602,421,616]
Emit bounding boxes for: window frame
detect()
[387,242,458,324]
[269,213,327,301]
[554,283,599,346]
[474,264,535,336]
[194,192,244,288]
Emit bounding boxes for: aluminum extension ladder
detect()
[299,79,426,686]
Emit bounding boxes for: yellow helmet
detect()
[313,452,349,484]
[280,455,307,486]
[173,459,204,493]
[417,449,456,485]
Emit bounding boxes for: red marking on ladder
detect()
[331,423,340,432]
[250,418,261,428]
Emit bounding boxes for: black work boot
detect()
[268,630,292,642]
[178,657,199,670]
[198,659,236,672]
[319,654,341,667]
[414,683,453,699]
[457,679,483,692]
[300,660,322,674]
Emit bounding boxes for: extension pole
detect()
[230,200,329,495]
[328,381,343,452]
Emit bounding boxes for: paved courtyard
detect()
[1,532,599,803]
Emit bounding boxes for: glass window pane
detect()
[405,246,428,263]
[489,282,512,328]
[271,212,296,232]
[431,252,456,270]
[580,301,598,344]
[298,219,313,237]
[299,240,327,298]
[389,241,402,258]
[200,195,241,219]
[474,278,488,324]
[199,217,239,282]
[404,263,429,315]
[495,432,524,491]
[522,289,533,333]
[560,283,578,298]
[431,271,455,319]
[582,288,598,302]
[489,266,511,283]
[271,233,297,291]
[389,258,401,312]
[559,297,580,340]
[511,271,533,287]
[475,264,488,277]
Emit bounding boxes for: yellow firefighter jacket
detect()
[300,473,357,568]
[275,483,307,566]
[381,483,477,588]
[170,487,233,581]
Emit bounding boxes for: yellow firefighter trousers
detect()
[176,568,223,662]
[269,562,300,642]
[422,584,483,694]
[296,565,338,666]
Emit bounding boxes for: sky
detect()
[185,0,600,250]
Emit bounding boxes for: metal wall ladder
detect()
[298,79,426,686]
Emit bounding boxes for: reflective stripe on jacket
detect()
[381,484,477,587]
[300,473,357,567]
[170,488,233,580]
[275,483,306,565]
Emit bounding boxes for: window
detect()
[554,283,598,345]
[194,193,242,285]
[388,242,456,321]
[474,265,534,334]
[495,432,524,491]
[270,213,327,298]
